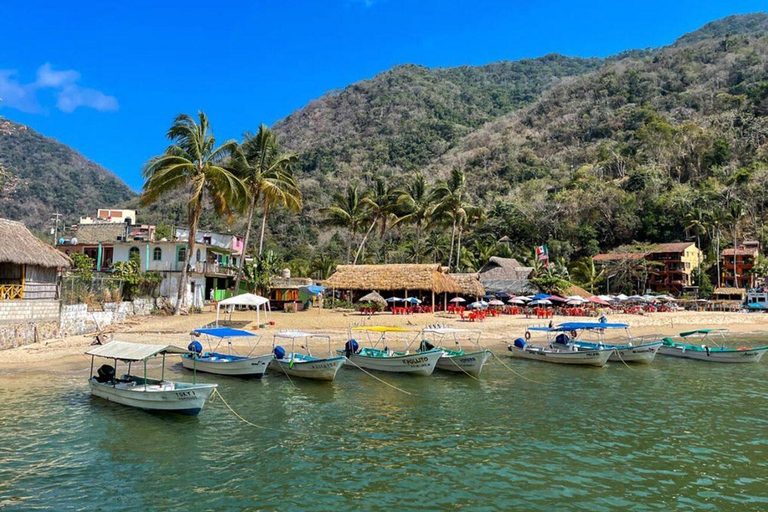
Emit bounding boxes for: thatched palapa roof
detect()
[359,291,386,304]
[324,264,461,294]
[450,273,485,297]
[0,219,71,268]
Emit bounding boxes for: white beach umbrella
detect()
[566,299,586,306]
[616,294,629,301]
[449,297,466,303]
[529,299,552,306]
[488,299,505,306]
[509,298,526,305]
[386,297,404,302]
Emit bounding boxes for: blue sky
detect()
[1,0,766,191]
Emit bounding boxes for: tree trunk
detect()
[354,217,378,265]
[447,219,456,268]
[177,200,202,315]
[455,224,463,271]
[716,231,721,288]
[258,198,270,257]
[233,195,257,295]
[734,228,738,288]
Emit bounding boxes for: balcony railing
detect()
[0,284,24,300]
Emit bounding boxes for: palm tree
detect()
[430,168,483,270]
[570,257,604,294]
[727,199,744,287]
[353,178,400,264]
[232,125,300,293]
[395,172,433,263]
[141,111,245,314]
[322,184,369,263]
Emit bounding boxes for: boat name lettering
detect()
[175,391,197,398]
[459,357,477,363]
[404,357,429,365]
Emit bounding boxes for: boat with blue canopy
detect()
[339,326,442,375]
[659,329,768,363]
[86,341,217,415]
[181,327,273,377]
[271,331,346,381]
[526,321,663,364]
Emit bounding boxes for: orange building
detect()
[721,241,760,288]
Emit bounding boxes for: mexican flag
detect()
[535,244,549,267]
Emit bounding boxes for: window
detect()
[196,249,201,262]
[129,247,140,261]
[178,247,187,263]
[153,247,162,261]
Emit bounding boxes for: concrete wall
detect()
[59,298,156,337]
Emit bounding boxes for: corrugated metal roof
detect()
[85,341,189,361]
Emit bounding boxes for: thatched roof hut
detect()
[450,273,485,297]
[0,219,71,268]
[324,264,461,294]
[359,291,386,304]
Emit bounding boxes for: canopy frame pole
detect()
[161,353,166,381]
[89,355,94,379]
[128,361,132,376]
[143,359,148,390]
[114,358,118,387]
[193,357,197,384]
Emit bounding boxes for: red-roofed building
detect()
[721,241,760,288]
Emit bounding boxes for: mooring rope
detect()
[613,347,635,370]
[344,358,415,396]
[490,351,546,385]
[446,355,481,381]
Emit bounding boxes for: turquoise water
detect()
[0,350,766,511]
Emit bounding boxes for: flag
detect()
[536,244,549,267]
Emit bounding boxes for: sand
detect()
[1,308,767,376]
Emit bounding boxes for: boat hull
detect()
[507,345,612,366]
[574,341,662,364]
[269,356,346,381]
[181,353,273,377]
[341,349,442,375]
[658,345,768,363]
[89,378,216,415]
[435,349,492,376]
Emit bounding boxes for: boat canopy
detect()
[193,327,256,338]
[528,322,629,332]
[274,330,328,339]
[351,326,412,333]
[421,326,481,334]
[86,341,189,362]
[680,328,728,337]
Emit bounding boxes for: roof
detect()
[481,279,540,295]
[449,273,486,297]
[324,264,462,294]
[565,284,591,297]
[593,252,646,262]
[723,247,760,256]
[0,219,71,268]
[651,242,697,253]
[193,327,256,338]
[270,276,314,289]
[85,341,188,361]
[72,223,127,244]
[478,257,534,281]
[359,291,387,304]
[713,287,746,297]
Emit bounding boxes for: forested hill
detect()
[0,118,136,229]
[425,12,768,261]
[273,55,602,182]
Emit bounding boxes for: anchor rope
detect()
[490,351,546,385]
[613,347,635,370]
[446,354,481,381]
[344,358,415,396]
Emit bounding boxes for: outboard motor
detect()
[274,345,286,360]
[344,339,359,358]
[513,337,526,350]
[554,333,570,346]
[419,339,435,352]
[188,341,203,354]
[96,364,116,383]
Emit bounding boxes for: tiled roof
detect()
[651,242,696,253]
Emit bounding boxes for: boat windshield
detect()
[419,324,482,351]
[191,327,264,357]
[678,328,728,347]
[350,326,414,350]
[272,331,332,357]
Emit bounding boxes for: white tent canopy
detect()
[216,293,271,326]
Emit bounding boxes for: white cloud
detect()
[0,63,118,114]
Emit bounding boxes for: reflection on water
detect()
[0,350,767,511]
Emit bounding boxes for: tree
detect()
[233,125,301,292]
[243,250,282,295]
[395,172,434,263]
[570,257,604,294]
[141,112,246,314]
[322,184,369,263]
[354,178,399,264]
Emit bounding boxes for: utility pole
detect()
[50,212,62,245]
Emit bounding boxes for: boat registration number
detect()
[174,391,197,398]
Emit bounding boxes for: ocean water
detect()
[0,347,766,511]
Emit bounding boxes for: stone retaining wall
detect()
[0,298,157,349]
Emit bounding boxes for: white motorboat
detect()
[339,326,442,376]
[530,321,663,364]
[181,327,273,377]
[659,329,768,363]
[86,341,217,415]
[270,331,346,381]
[420,325,492,376]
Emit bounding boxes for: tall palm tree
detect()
[322,184,369,263]
[571,257,605,294]
[353,178,400,264]
[430,168,483,270]
[232,125,300,293]
[395,172,433,263]
[141,111,245,314]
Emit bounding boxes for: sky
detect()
[1,0,766,191]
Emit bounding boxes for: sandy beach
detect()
[2,308,768,376]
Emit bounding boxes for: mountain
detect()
[0,118,136,229]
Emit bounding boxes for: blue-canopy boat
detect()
[181,327,273,377]
[271,331,346,381]
[659,329,768,363]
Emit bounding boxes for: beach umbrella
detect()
[531,293,550,301]
[587,296,611,306]
[468,302,483,309]
[615,294,629,301]
[509,298,526,305]
[565,295,585,301]
[300,285,327,296]
[386,297,404,302]
[449,297,466,303]
[359,291,387,305]
[529,299,552,306]
[496,292,512,299]
[406,297,422,304]
[642,294,658,302]
[488,299,505,306]
[628,295,644,302]
[547,295,567,302]
[481,294,495,300]
[598,295,614,302]
[517,296,532,302]
[566,299,586,306]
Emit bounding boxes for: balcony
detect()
[192,261,236,276]
[0,284,23,300]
